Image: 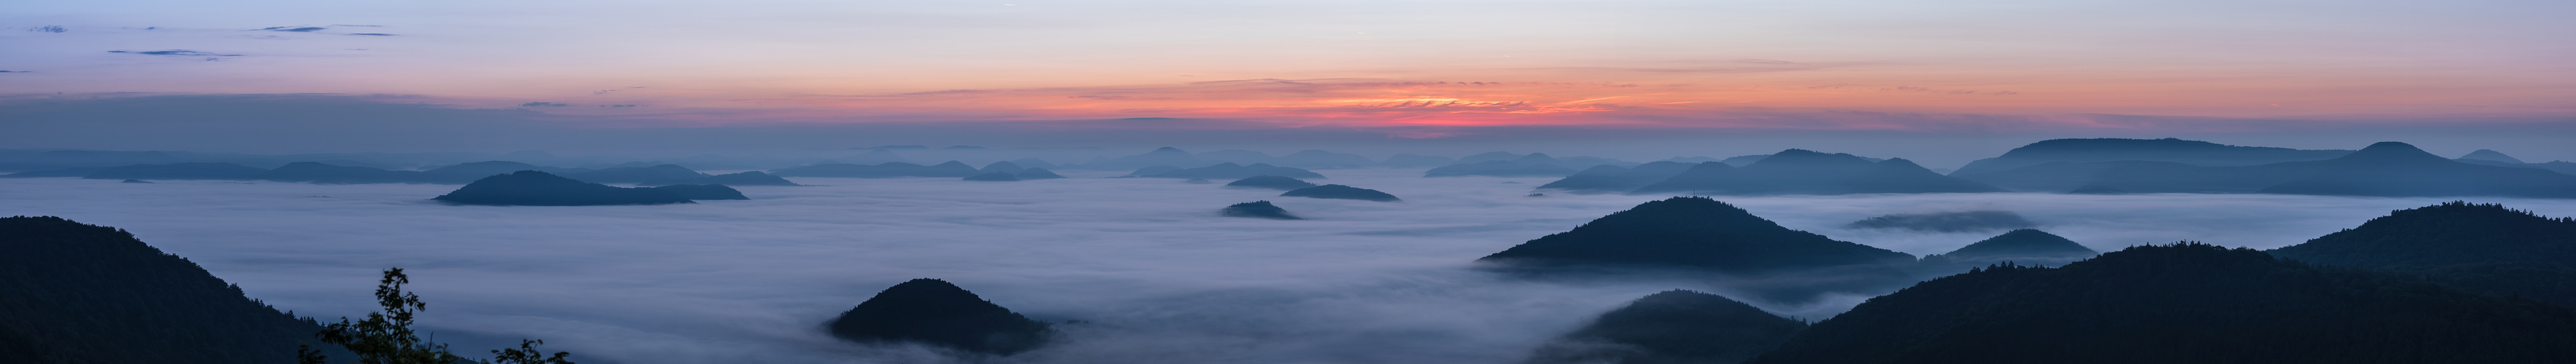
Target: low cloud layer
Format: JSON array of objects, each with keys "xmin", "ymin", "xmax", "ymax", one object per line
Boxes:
[{"xmin": 5, "ymin": 169, "xmax": 2574, "ymax": 363}]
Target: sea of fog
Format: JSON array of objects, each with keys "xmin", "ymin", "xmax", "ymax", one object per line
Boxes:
[{"xmin": 7, "ymin": 168, "xmax": 2572, "ymax": 363}]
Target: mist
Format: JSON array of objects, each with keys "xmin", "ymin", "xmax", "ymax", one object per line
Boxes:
[{"xmin": 5, "ymin": 168, "xmax": 2570, "ymax": 363}]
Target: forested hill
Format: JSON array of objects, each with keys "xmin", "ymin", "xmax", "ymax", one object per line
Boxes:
[
  {"xmin": 0, "ymin": 215, "xmax": 342, "ymax": 363},
  {"xmin": 1747, "ymin": 243, "xmax": 2576, "ymax": 364},
  {"xmin": 1479, "ymin": 197, "xmax": 1913, "ymax": 273},
  {"xmin": 2269, "ymin": 202, "xmax": 2576, "ymax": 304}
]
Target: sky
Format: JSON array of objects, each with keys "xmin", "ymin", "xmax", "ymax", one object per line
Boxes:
[
  {"xmin": 11, "ymin": 169, "xmax": 2568, "ymax": 363},
  {"xmin": 2, "ymin": 0, "xmax": 2572, "ymax": 162}
]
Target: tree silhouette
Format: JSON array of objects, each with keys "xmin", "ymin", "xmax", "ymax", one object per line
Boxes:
[{"xmin": 299, "ymin": 268, "xmax": 575, "ymax": 364}]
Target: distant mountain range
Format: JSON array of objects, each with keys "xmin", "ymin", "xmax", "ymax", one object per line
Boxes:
[
  {"xmin": 1955, "ymin": 141, "xmax": 2576, "ymax": 198},
  {"xmin": 1534, "ymin": 149, "xmax": 2000, "ymax": 196}
]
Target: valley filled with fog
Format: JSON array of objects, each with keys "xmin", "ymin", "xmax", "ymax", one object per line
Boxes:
[{"xmin": 6, "ymin": 168, "xmax": 2567, "ymax": 363}]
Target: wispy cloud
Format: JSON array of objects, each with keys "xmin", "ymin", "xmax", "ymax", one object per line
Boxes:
[
  {"xmin": 256, "ymin": 26, "xmax": 328, "ymax": 32},
  {"xmin": 109, "ymin": 50, "xmax": 242, "ymax": 58}
]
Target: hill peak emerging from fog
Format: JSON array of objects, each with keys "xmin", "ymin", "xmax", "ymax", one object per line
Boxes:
[
  {"xmin": 432, "ymin": 170, "xmax": 694, "ymax": 206},
  {"xmin": 1220, "ymin": 200, "xmax": 1301, "ymax": 220},
  {"xmin": 1280, "ymin": 184, "xmax": 1400, "ymax": 202},
  {"xmin": 1524, "ymin": 290, "xmax": 1806, "ymax": 364},
  {"xmin": 1918, "ymin": 229, "xmax": 2098, "ymax": 273},
  {"xmin": 827, "ymin": 279, "xmax": 1051, "ymax": 355},
  {"xmin": 1478, "ymin": 197, "xmax": 1912, "ymax": 273},
  {"xmin": 2457, "ymin": 149, "xmax": 2525, "ymax": 164}
]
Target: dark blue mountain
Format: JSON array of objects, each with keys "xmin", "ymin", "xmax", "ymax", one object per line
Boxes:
[
  {"xmin": 1, "ymin": 216, "xmax": 347, "ymax": 363},
  {"xmin": 2269, "ymin": 202, "xmax": 2576, "ymax": 304},
  {"xmin": 1524, "ymin": 290, "xmax": 1805, "ymax": 364},
  {"xmin": 1280, "ymin": 184, "xmax": 1400, "ymax": 202},
  {"xmin": 1220, "ymin": 200, "xmax": 1301, "ymax": 220},
  {"xmin": 1536, "ymin": 162, "xmax": 1698, "ymax": 193},
  {"xmin": 650, "ymin": 184, "xmax": 748, "ymax": 200},
  {"xmin": 1953, "ymin": 138, "xmax": 2351, "ymax": 175},
  {"xmin": 1225, "ymin": 175, "xmax": 1318, "ymax": 190},
  {"xmin": 827, "ymin": 279, "xmax": 1052, "ymax": 355},
  {"xmin": 1747, "ymin": 243, "xmax": 2576, "ymax": 364},
  {"xmin": 1479, "ymin": 197, "xmax": 1914, "ymax": 274},
  {"xmin": 1631, "ymin": 150, "xmax": 1998, "ymax": 195},
  {"xmin": 431, "ymin": 170, "xmax": 693, "ymax": 206}
]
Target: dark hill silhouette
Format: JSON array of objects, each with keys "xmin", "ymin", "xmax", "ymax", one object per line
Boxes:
[
  {"xmin": 770, "ymin": 162, "xmax": 982, "ymax": 178},
  {"xmin": 2269, "ymin": 202, "xmax": 2576, "ymax": 304},
  {"xmin": 81, "ymin": 162, "xmax": 268, "ymax": 181},
  {"xmin": 963, "ymin": 173, "xmax": 1022, "ymax": 181},
  {"xmin": 562, "ymin": 165, "xmax": 709, "ymax": 184},
  {"xmin": 1424, "ymin": 161, "xmax": 1579, "ymax": 178},
  {"xmin": 2458, "ymin": 149, "xmax": 2525, "ymax": 164},
  {"xmin": 1014, "ymin": 168, "xmax": 1065, "ymax": 180},
  {"xmin": 1220, "ymin": 200, "xmax": 1301, "ymax": 220},
  {"xmin": 1918, "ymin": 229, "xmax": 2097, "ymax": 273},
  {"xmin": 1953, "ymin": 138, "xmax": 2351, "ymax": 175},
  {"xmin": 1524, "ymin": 290, "xmax": 1806, "ymax": 364},
  {"xmin": 1, "ymin": 216, "xmax": 347, "ymax": 363},
  {"xmin": 120, "ymin": 178, "xmax": 151, "ymax": 183},
  {"xmin": 827, "ymin": 279, "xmax": 1052, "ymax": 355},
  {"xmin": 1537, "ymin": 162, "xmax": 1696, "ymax": 194},
  {"xmin": 1746, "ymin": 243, "xmax": 2576, "ymax": 364},
  {"xmin": 637, "ymin": 171, "xmax": 800, "ymax": 186},
  {"xmin": 1631, "ymin": 150, "xmax": 1999, "ymax": 195},
  {"xmin": 1845, "ymin": 210, "xmax": 2036, "ymax": 232},
  {"xmin": 1225, "ymin": 175, "xmax": 1318, "ymax": 190},
  {"xmin": 1957, "ymin": 142, "xmax": 2576, "ymax": 197},
  {"xmin": 1130, "ymin": 162, "xmax": 1325, "ymax": 179},
  {"xmin": 1280, "ymin": 184, "xmax": 1401, "ymax": 202},
  {"xmin": 650, "ymin": 184, "xmax": 747, "ymax": 200},
  {"xmin": 253, "ymin": 162, "xmax": 429, "ymax": 184},
  {"xmin": 431, "ymin": 170, "xmax": 693, "ymax": 206},
  {"xmin": 2257, "ymin": 142, "xmax": 2576, "ymax": 198},
  {"xmin": 1479, "ymin": 197, "xmax": 1913, "ymax": 274},
  {"xmin": 1955, "ymin": 160, "xmax": 2317, "ymax": 193}
]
